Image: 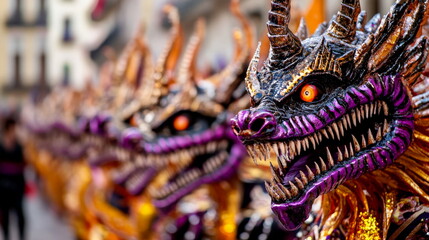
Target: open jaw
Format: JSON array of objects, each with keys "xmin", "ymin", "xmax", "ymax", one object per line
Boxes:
[
  {"xmin": 111, "ymin": 165, "xmax": 158, "ymax": 196},
  {"xmin": 242, "ymin": 76, "xmax": 415, "ymax": 230},
  {"xmin": 148, "ymin": 125, "xmax": 245, "ymax": 212}
]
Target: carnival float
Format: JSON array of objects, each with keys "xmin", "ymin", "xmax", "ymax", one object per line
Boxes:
[{"xmin": 12, "ymin": 0, "xmax": 429, "ymax": 239}]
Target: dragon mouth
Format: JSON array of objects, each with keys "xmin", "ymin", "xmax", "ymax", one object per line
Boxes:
[
  {"xmin": 150, "ymin": 139, "xmax": 230, "ymax": 201},
  {"xmin": 245, "ymin": 100, "xmax": 394, "ymax": 230},
  {"xmin": 147, "ymin": 126, "xmax": 244, "ymax": 212}
]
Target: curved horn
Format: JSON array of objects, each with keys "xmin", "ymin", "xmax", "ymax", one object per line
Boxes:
[
  {"xmin": 152, "ymin": 5, "xmax": 183, "ymax": 103},
  {"xmin": 177, "ymin": 19, "xmax": 205, "ymax": 85},
  {"xmin": 267, "ymin": 0, "xmax": 302, "ymax": 67},
  {"xmin": 326, "ymin": 0, "xmax": 361, "ymax": 42},
  {"xmin": 154, "ymin": 5, "xmax": 183, "ymax": 85},
  {"xmin": 246, "ymin": 42, "xmax": 262, "ymax": 99}
]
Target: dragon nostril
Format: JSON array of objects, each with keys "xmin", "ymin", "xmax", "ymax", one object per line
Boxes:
[
  {"xmin": 232, "ymin": 125, "xmax": 240, "ymax": 135},
  {"xmin": 265, "ymin": 123, "xmax": 274, "ymax": 132},
  {"xmin": 250, "ymin": 118, "xmax": 266, "ymax": 132}
]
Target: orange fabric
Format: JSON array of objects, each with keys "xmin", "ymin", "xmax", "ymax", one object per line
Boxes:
[{"xmin": 305, "ymin": 0, "xmax": 326, "ymax": 34}]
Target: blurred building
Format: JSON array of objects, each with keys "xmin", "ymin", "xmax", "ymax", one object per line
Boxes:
[
  {"xmin": 0, "ymin": 0, "xmax": 397, "ymax": 96},
  {"xmin": 0, "ymin": 0, "xmax": 47, "ymax": 98},
  {"xmin": 47, "ymin": 0, "xmax": 141, "ymax": 89}
]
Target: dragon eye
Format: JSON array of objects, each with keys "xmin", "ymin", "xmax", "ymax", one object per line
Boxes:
[
  {"xmin": 300, "ymin": 84, "xmax": 321, "ymax": 102},
  {"xmin": 129, "ymin": 115, "xmax": 139, "ymax": 127},
  {"xmin": 173, "ymin": 115, "xmax": 190, "ymax": 131}
]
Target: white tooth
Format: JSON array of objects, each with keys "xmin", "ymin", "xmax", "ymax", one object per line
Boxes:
[
  {"xmin": 178, "ymin": 177, "xmax": 185, "ymax": 187},
  {"xmin": 295, "ymin": 177, "xmax": 305, "ymax": 189},
  {"xmin": 344, "ymin": 145, "xmax": 349, "ymax": 159},
  {"xmin": 346, "ymin": 114, "xmax": 352, "ymax": 129},
  {"xmin": 357, "ymin": 107, "xmax": 362, "ymax": 123},
  {"xmin": 172, "ymin": 182, "xmax": 178, "ymax": 190},
  {"xmin": 327, "ymin": 126, "xmax": 336, "ymax": 139},
  {"xmin": 277, "ymin": 157, "xmax": 287, "ymax": 170},
  {"xmin": 331, "ymin": 123, "xmax": 340, "ymax": 140},
  {"xmin": 221, "ymin": 140, "xmax": 228, "ymax": 149},
  {"xmin": 289, "ymin": 181, "xmax": 299, "ymax": 196},
  {"xmin": 272, "ymin": 143, "xmax": 280, "ymax": 157},
  {"xmin": 374, "ymin": 101, "xmax": 380, "ymax": 115},
  {"xmin": 265, "ymin": 182, "xmax": 275, "ymax": 199},
  {"xmin": 186, "ymin": 173, "xmax": 192, "ymax": 183},
  {"xmin": 361, "ymin": 135, "xmax": 367, "ymax": 149},
  {"xmin": 337, "ymin": 147, "xmax": 343, "ymax": 162},
  {"xmin": 203, "ymin": 163, "xmax": 209, "ymax": 173},
  {"xmin": 300, "ymin": 170, "xmax": 308, "ymax": 185},
  {"xmin": 272, "ymin": 183, "xmax": 286, "ymax": 200},
  {"xmin": 352, "ymin": 135, "xmax": 360, "ymax": 152},
  {"xmin": 193, "ymin": 169, "xmax": 199, "ymax": 179},
  {"xmin": 246, "ymin": 146, "xmax": 254, "ymax": 160},
  {"xmin": 210, "ymin": 142, "xmax": 216, "ymax": 152},
  {"xmin": 278, "ymin": 155, "xmax": 288, "ymax": 169},
  {"xmin": 319, "ymin": 157, "xmax": 327, "ymax": 171},
  {"xmin": 270, "ymin": 163, "xmax": 282, "ymax": 183},
  {"xmin": 322, "ymin": 129, "xmax": 329, "ymax": 139},
  {"xmin": 260, "ymin": 144, "xmax": 268, "ymax": 161},
  {"xmin": 342, "ymin": 117, "xmax": 348, "ymax": 131},
  {"xmin": 317, "ymin": 132, "xmax": 323, "ymax": 143},
  {"xmin": 276, "ymin": 143, "xmax": 283, "ymax": 156},
  {"xmin": 376, "ymin": 127, "xmax": 383, "ymax": 141},
  {"xmin": 313, "ymin": 133, "xmax": 319, "ymax": 145},
  {"xmin": 303, "ymin": 138, "xmax": 309, "ymax": 151},
  {"xmin": 314, "ymin": 162, "xmax": 321, "ymax": 174},
  {"xmin": 349, "ymin": 143, "xmax": 355, "ymax": 156},
  {"xmin": 351, "ymin": 111, "xmax": 357, "ymax": 127},
  {"xmin": 265, "ymin": 143, "xmax": 272, "ymax": 160},
  {"xmin": 256, "ymin": 144, "xmax": 264, "ymax": 161},
  {"xmin": 252, "ymin": 145, "xmax": 260, "ymax": 162},
  {"xmin": 368, "ymin": 129, "xmax": 376, "ymax": 145},
  {"xmin": 383, "ymin": 119, "xmax": 389, "ymax": 133},
  {"xmin": 382, "ymin": 102, "xmax": 389, "ymax": 116},
  {"xmin": 279, "ymin": 184, "xmax": 292, "ymax": 199},
  {"xmin": 266, "ymin": 183, "xmax": 278, "ymax": 200},
  {"xmin": 289, "ymin": 141, "xmax": 296, "ymax": 158},
  {"xmin": 338, "ymin": 121, "xmax": 344, "ymax": 137},
  {"xmin": 326, "ymin": 147, "xmax": 335, "ymax": 167},
  {"xmin": 306, "ymin": 165, "xmax": 315, "ymax": 180},
  {"xmin": 279, "ymin": 142, "xmax": 287, "ymax": 157},
  {"xmin": 309, "ymin": 135, "xmax": 316, "ymax": 149},
  {"xmin": 296, "ymin": 140, "xmax": 302, "ymax": 155}
]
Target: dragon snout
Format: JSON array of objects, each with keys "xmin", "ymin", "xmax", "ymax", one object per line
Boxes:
[
  {"xmin": 231, "ymin": 109, "xmax": 277, "ymax": 139},
  {"xmin": 89, "ymin": 114, "xmax": 111, "ymax": 135},
  {"xmin": 120, "ymin": 128, "xmax": 144, "ymax": 150}
]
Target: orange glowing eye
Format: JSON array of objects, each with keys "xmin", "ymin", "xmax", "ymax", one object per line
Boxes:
[
  {"xmin": 130, "ymin": 115, "xmax": 139, "ymax": 127},
  {"xmin": 173, "ymin": 115, "xmax": 190, "ymax": 131},
  {"xmin": 300, "ymin": 84, "xmax": 320, "ymax": 102}
]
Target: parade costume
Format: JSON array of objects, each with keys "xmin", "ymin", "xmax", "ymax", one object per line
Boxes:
[{"xmin": 232, "ymin": 0, "xmax": 429, "ymax": 238}]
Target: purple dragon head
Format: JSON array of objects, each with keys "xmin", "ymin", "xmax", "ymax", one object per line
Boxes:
[
  {"xmin": 231, "ymin": 0, "xmax": 428, "ymax": 230},
  {"xmin": 109, "ymin": 2, "xmax": 252, "ymax": 213}
]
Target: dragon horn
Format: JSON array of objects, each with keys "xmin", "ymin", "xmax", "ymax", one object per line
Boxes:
[
  {"xmin": 152, "ymin": 5, "xmax": 183, "ymax": 102},
  {"xmin": 326, "ymin": 0, "xmax": 361, "ymax": 42},
  {"xmin": 246, "ymin": 42, "xmax": 262, "ymax": 99},
  {"xmin": 178, "ymin": 18, "xmax": 205, "ymax": 85},
  {"xmin": 267, "ymin": 0, "xmax": 302, "ymax": 68},
  {"xmin": 154, "ymin": 5, "xmax": 183, "ymax": 85}
]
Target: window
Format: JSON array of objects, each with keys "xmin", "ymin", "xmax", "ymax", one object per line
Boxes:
[
  {"xmin": 63, "ymin": 64, "xmax": 70, "ymax": 86},
  {"xmin": 6, "ymin": 0, "xmax": 24, "ymax": 26},
  {"xmin": 62, "ymin": 17, "xmax": 73, "ymax": 43}
]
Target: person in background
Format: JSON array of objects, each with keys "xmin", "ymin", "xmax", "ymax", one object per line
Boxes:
[{"xmin": 0, "ymin": 117, "xmax": 26, "ymax": 240}]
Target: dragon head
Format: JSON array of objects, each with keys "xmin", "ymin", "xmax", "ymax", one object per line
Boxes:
[
  {"xmin": 231, "ymin": 0, "xmax": 428, "ymax": 230},
  {"xmin": 113, "ymin": 2, "xmax": 252, "ymax": 212}
]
